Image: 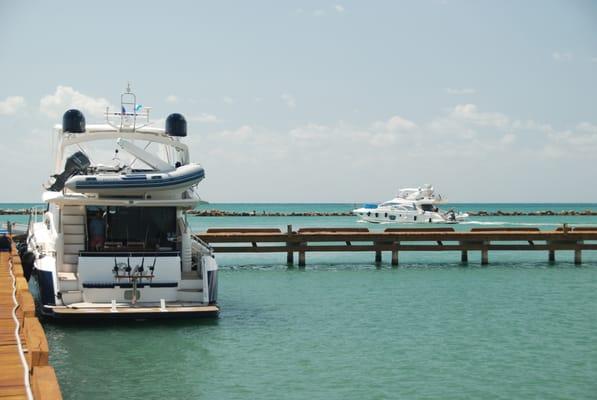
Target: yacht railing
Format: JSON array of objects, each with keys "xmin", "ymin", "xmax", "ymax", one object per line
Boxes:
[{"xmin": 28, "ymin": 205, "xmax": 47, "ymax": 232}]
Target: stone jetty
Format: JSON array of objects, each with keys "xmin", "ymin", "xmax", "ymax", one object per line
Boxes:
[{"xmin": 2, "ymin": 208, "xmax": 597, "ymax": 217}]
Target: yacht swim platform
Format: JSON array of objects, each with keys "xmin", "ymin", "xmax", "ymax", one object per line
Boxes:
[{"xmin": 46, "ymin": 304, "xmax": 219, "ymax": 319}]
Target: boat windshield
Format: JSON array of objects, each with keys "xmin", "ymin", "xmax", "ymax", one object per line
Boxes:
[
  {"xmin": 419, "ymin": 203, "xmax": 438, "ymax": 212},
  {"xmin": 381, "ymin": 201, "xmax": 415, "ymax": 210}
]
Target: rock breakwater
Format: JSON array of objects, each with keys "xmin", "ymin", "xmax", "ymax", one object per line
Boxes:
[{"xmin": 2, "ymin": 208, "xmax": 597, "ymax": 217}]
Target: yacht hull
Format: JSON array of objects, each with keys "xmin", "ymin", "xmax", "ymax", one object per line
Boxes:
[
  {"xmin": 27, "ymin": 240, "xmax": 220, "ymax": 320},
  {"xmin": 353, "ymin": 208, "xmax": 466, "ymax": 224}
]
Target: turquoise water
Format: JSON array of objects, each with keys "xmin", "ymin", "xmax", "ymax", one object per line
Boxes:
[{"xmin": 5, "ymin": 203, "xmax": 597, "ymax": 399}]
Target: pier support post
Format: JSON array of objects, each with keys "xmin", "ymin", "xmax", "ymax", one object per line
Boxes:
[
  {"xmin": 548, "ymin": 250, "xmax": 555, "ymax": 263},
  {"xmin": 481, "ymin": 242, "xmax": 489, "ymax": 266},
  {"xmin": 375, "ymin": 250, "xmax": 382, "ymax": 265},
  {"xmin": 298, "ymin": 246, "xmax": 306, "ymax": 269},
  {"xmin": 574, "ymin": 242, "xmax": 582, "ymax": 265},
  {"xmin": 459, "ymin": 241, "xmax": 468, "ymax": 263},
  {"xmin": 391, "ymin": 248, "xmax": 399, "ymax": 267},
  {"xmin": 286, "ymin": 225, "xmax": 294, "ymax": 266},
  {"xmin": 461, "ymin": 251, "xmax": 468, "ymax": 263}
]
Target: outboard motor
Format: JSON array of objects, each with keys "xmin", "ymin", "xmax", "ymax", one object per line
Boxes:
[
  {"xmin": 62, "ymin": 109, "xmax": 86, "ymax": 133},
  {"xmin": 48, "ymin": 151, "xmax": 91, "ymax": 192},
  {"xmin": 165, "ymin": 113, "xmax": 187, "ymax": 137}
]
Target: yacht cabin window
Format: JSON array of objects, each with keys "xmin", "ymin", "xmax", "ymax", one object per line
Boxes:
[{"xmin": 86, "ymin": 206, "xmax": 177, "ymax": 252}]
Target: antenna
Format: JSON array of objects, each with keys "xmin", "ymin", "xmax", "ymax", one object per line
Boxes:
[{"xmin": 104, "ymin": 84, "xmax": 151, "ymax": 130}]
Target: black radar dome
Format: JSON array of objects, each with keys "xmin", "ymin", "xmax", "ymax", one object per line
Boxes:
[
  {"xmin": 165, "ymin": 113, "xmax": 187, "ymax": 137},
  {"xmin": 62, "ymin": 109, "xmax": 86, "ymax": 133}
]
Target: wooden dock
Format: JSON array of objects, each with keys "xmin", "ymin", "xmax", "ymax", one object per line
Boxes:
[
  {"xmin": 0, "ymin": 243, "xmax": 62, "ymax": 400},
  {"xmin": 195, "ymin": 225, "xmax": 597, "ymax": 267}
]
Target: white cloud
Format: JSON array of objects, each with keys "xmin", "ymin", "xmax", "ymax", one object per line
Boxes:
[
  {"xmin": 500, "ymin": 133, "xmax": 516, "ymax": 145},
  {"xmin": 281, "ymin": 93, "xmax": 296, "ymax": 108},
  {"xmin": 335, "ymin": 5, "xmax": 345, "ymax": 13},
  {"xmin": 165, "ymin": 95, "xmax": 178, "ymax": 103},
  {"xmin": 313, "ymin": 9, "xmax": 325, "ymax": 17},
  {"xmin": 289, "ymin": 123, "xmax": 331, "ymax": 143},
  {"xmin": 40, "ymin": 86, "xmax": 112, "ymax": 119},
  {"xmin": 189, "ymin": 113, "xmax": 219, "ymax": 123},
  {"xmin": 552, "ymin": 51, "xmax": 572, "ymax": 61},
  {"xmin": 385, "ymin": 116, "xmax": 417, "ymax": 131},
  {"xmin": 370, "ymin": 116, "xmax": 417, "ymax": 143},
  {"xmin": 0, "ymin": 96, "xmax": 25, "ymax": 115},
  {"xmin": 546, "ymin": 122, "xmax": 597, "ymax": 154},
  {"xmin": 222, "ymin": 96, "xmax": 234, "ymax": 105},
  {"xmin": 219, "ymin": 125, "xmax": 253, "ymax": 140},
  {"xmin": 449, "ymin": 104, "xmax": 509, "ymax": 127},
  {"xmin": 576, "ymin": 122, "xmax": 597, "ymax": 133},
  {"xmin": 511, "ymin": 119, "xmax": 553, "ymax": 133},
  {"xmin": 445, "ymin": 88, "xmax": 476, "ymax": 95}
]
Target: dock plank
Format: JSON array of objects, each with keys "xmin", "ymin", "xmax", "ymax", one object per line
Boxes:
[{"xmin": 0, "ymin": 242, "xmax": 62, "ymax": 399}]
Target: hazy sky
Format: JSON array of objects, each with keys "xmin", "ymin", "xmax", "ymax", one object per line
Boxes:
[{"xmin": 1, "ymin": 0, "xmax": 596, "ymax": 202}]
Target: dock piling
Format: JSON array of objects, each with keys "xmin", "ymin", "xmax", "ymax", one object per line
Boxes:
[
  {"xmin": 548, "ymin": 249, "xmax": 555, "ymax": 263},
  {"xmin": 298, "ymin": 243, "xmax": 306, "ymax": 268},
  {"xmin": 461, "ymin": 251, "xmax": 468, "ymax": 263},
  {"xmin": 391, "ymin": 248, "xmax": 399, "ymax": 267},
  {"xmin": 286, "ymin": 225, "xmax": 294, "ymax": 266},
  {"xmin": 375, "ymin": 250, "xmax": 382, "ymax": 264},
  {"xmin": 575, "ymin": 242, "xmax": 582, "ymax": 265},
  {"xmin": 481, "ymin": 242, "xmax": 489, "ymax": 265}
]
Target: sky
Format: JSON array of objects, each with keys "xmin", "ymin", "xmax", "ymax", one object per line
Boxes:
[{"xmin": 0, "ymin": 0, "xmax": 596, "ymax": 203}]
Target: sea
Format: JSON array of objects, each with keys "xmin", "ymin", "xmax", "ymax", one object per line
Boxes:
[{"xmin": 2, "ymin": 203, "xmax": 596, "ymax": 399}]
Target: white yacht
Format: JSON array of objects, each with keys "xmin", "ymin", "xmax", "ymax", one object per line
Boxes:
[
  {"xmin": 353, "ymin": 185, "xmax": 468, "ymax": 224},
  {"xmin": 24, "ymin": 86, "xmax": 219, "ymax": 319}
]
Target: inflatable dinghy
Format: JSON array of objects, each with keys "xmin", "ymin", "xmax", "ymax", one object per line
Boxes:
[{"xmin": 65, "ymin": 163, "xmax": 205, "ymax": 196}]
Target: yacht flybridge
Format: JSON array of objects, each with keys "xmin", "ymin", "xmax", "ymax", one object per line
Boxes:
[
  {"xmin": 25, "ymin": 86, "xmax": 218, "ymax": 319},
  {"xmin": 353, "ymin": 185, "xmax": 468, "ymax": 224}
]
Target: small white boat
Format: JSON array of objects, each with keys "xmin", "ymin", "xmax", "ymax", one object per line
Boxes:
[{"xmin": 353, "ymin": 184, "xmax": 468, "ymax": 224}]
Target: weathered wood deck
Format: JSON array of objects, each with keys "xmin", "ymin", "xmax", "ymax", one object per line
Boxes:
[
  {"xmin": 0, "ymin": 244, "xmax": 62, "ymax": 400},
  {"xmin": 195, "ymin": 225, "xmax": 597, "ymax": 267}
]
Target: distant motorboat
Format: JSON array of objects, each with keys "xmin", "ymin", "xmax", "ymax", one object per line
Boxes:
[{"xmin": 353, "ymin": 184, "xmax": 468, "ymax": 224}]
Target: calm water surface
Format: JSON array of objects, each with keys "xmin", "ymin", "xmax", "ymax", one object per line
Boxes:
[
  {"xmin": 45, "ymin": 264, "xmax": 597, "ymax": 400},
  {"xmin": 4, "ymin": 203, "xmax": 596, "ymax": 399}
]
